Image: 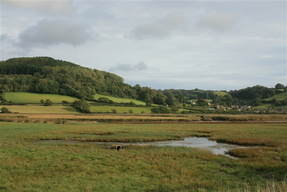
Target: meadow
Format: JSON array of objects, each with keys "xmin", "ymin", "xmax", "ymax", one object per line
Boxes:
[
  {"xmin": 262, "ymin": 92, "xmax": 287, "ymax": 102},
  {"xmin": 5, "ymin": 92, "xmax": 78, "ymax": 104},
  {"xmin": 0, "ymin": 121, "xmax": 286, "ymax": 191},
  {"xmin": 94, "ymin": 94, "xmax": 146, "ymax": 105},
  {"xmin": 0, "ymin": 105, "xmax": 79, "ymax": 114},
  {"xmin": 90, "ymin": 105, "xmax": 152, "ymax": 114}
]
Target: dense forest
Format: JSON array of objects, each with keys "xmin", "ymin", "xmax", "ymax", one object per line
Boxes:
[{"xmin": 0, "ymin": 57, "xmax": 286, "ymax": 107}]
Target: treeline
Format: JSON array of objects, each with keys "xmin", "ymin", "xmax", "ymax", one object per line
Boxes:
[{"xmin": 213, "ymin": 84, "xmax": 287, "ymax": 107}]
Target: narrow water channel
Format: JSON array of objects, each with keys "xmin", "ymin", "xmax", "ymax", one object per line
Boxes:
[{"xmin": 34, "ymin": 137, "xmax": 253, "ymax": 158}]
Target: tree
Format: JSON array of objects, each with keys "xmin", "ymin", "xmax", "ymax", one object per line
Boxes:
[
  {"xmin": 72, "ymin": 99, "xmax": 91, "ymax": 113},
  {"xmin": 275, "ymin": 83, "xmax": 284, "ymax": 89},
  {"xmin": 1, "ymin": 107, "xmax": 11, "ymax": 113},
  {"xmin": 40, "ymin": 99, "xmax": 44, "ymax": 104},
  {"xmin": 44, "ymin": 99, "xmax": 53, "ymax": 106}
]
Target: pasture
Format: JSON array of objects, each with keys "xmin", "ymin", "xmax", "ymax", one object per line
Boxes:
[
  {"xmin": 94, "ymin": 94, "xmax": 146, "ymax": 105},
  {"xmin": 0, "ymin": 105, "xmax": 79, "ymax": 114},
  {"xmin": 90, "ymin": 105, "xmax": 152, "ymax": 114},
  {"xmin": 0, "ymin": 120, "xmax": 286, "ymax": 191},
  {"xmin": 4, "ymin": 92, "xmax": 77, "ymax": 104},
  {"xmin": 263, "ymin": 92, "xmax": 287, "ymax": 102}
]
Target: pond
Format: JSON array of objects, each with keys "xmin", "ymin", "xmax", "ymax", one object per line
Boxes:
[{"xmin": 34, "ymin": 137, "xmax": 255, "ymax": 158}]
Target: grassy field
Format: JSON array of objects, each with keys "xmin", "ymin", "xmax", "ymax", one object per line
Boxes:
[
  {"xmin": 263, "ymin": 92, "xmax": 287, "ymax": 102},
  {"xmin": 0, "ymin": 105, "xmax": 79, "ymax": 114},
  {"xmin": 0, "ymin": 121, "xmax": 286, "ymax": 191},
  {"xmin": 94, "ymin": 94, "xmax": 146, "ymax": 105},
  {"xmin": 90, "ymin": 105, "xmax": 152, "ymax": 114},
  {"xmin": 5, "ymin": 92, "xmax": 78, "ymax": 104},
  {"xmin": 214, "ymin": 91, "xmax": 228, "ymax": 96}
]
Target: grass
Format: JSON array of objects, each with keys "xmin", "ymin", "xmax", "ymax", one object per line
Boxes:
[
  {"xmin": 5, "ymin": 92, "xmax": 78, "ymax": 104},
  {"xmin": 263, "ymin": 92, "xmax": 287, "ymax": 102},
  {"xmin": 0, "ymin": 105, "xmax": 79, "ymax": 114},
  {"xmin": 90, "ymin": 105, "xmax": 152, "ymax": 114},
  {"xmin": 214, "ymin": 91, "xmax": 228, "ymax": 96},
  {"xmin": 0, "ymin": 121, "xmax": 286, "ymax": 191},
  {"xmin": 94, "ymin": 94, "xmax": 146, "ymax": 105}
]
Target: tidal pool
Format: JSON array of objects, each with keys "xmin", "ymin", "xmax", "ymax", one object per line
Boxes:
[{"xmin": 35, "ymin": 137, "xmax": 254, "ymax": 158}]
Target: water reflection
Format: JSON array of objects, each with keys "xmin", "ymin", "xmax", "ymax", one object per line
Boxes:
[
  {"xmin": 130, "ymin": 137, "xmax": 252, "ymax": 158},
  {"xmin": 35, "ymin": 137, "xmax": 254, "ymax": 158}
]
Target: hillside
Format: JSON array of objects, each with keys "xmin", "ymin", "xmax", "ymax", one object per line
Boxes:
[{"xmin": 0, "ymin": 57, "xmax": 137, "ymax": 100}]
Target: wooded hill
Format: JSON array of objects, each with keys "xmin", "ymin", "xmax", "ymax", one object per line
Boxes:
[{"xmin": 0, "ymin": 57, "xmax": 286, "ymax": 108}]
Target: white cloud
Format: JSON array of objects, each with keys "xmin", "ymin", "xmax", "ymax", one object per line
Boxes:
[
  {"xmin": 18, "ymin": 19, "xmax": 92, "ymax": 48},
  {"xmin": 1, "ymin": 0, "xmax": 74, "ymax": 14},
  {"xmin": 195, "ymin": 11, "xmax": 238, "ymax": 32},
  {"xmin": 126, "ymin": 12, "xmax": 186, "ymax": 40},
  {"xmin": 109, "ymin": 62, "xmax": 151, "ymax": 72},
  {"xmin": 1, "ymin": 1, "xmax": 285, "ymax": 90}
]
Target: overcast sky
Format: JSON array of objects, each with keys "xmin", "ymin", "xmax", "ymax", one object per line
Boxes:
[{"xmin": 1, "ymin": 0, "xmax": 286, "ymax": 91}]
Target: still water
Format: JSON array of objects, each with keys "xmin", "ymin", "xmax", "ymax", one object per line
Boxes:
[{"xmin": 35, "ymin": 137, "xmax": 253, "ymax": 158}]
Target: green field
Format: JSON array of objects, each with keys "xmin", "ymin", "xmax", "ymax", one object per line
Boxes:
[
  {"xmin": 263, "ymin": 92, "xmax": 287, "ymax": 102},
  {"xmin": 5, "ymin": 92, "xmax": 78, "ymax": 104},
  {"xmin": 90, "ymin": 105, "xmax": 152, "ymax": 114},
  {"xmin": 94, "ymin": 94, "xmax": 146, "ymax": 105},
  {"xmin": 0, "ymin": 122, "xmax": 286, "ymax": 191},
  {"xmin": 214, "ymin": 91, "xmax": 228, "ymax": 96},
  {"xmin": 0, "ymin": 105, "xmax": 152, "ymax": 114},
  {"xmin": 0, "ymin": 105, "xmax": 79, "ymax": 114}
]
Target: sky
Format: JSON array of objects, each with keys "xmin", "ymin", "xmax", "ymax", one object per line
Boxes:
[{"xmin": 1, "ymin": 0, "xmax": 286, "ymax": 91}]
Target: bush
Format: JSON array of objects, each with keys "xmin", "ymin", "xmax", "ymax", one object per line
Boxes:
[
  {"xmin": 44, "ymin": 99, "xmax": 53, "ymax": 106},
  {"xmin": 98, "ymin": 97, "xmax": 110, "ymax": 103},
  {"xmin": 62, "ymin": 100, "xmax": 70, "ymax": 105},
  {"xmin": 112, "ymin": 109, "xmax": 117, "ymax": 113},
  {"xmin": 129, "ymin": 109, "xmax": 133, "ymax": 114},
  {"xmin": 151, "ymin": 106, "xmax": 170, "ymax": 113},
  {"xmin": 72, "ymin": 99, "xmax": 91, "ymax": 113},
  {"xmin": 1, "ymin": 107, "xmax": 11, "ymax": 113}
]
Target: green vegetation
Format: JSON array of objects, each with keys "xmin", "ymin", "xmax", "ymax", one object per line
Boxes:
[
  {"xmin": 0, "ymin": 57, "xmax": 286, "ymax": 114},
  {"xmin": 1, "ymin": 107, "xmax": 11, "ymax": 113},
  {"xmin": 263, "ymin": 92, "xmax": 287, "ymax": 102},
  {"xmin": 0, "ymin": 121, "xmax": 286, "ymax": 191},
  {"xmin": 94, "ymin": 94, "xmax": 146, "ymax": 105},
  {"xmin": 90, "ymin": 106, "xmax": 152, "ymax": 114},
  {"xmin": 4, "ymin": 92, "xmax": 77, "ymax": 104},
  {"xmin": 0, "ymin": 105, "xmax": 79, "ymax": 114}
]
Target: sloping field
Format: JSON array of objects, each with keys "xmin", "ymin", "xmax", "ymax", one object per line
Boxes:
[
  {"xmin": 214, "ymin": 91, "xmax": 228, "ymax": 96},
  {"xmin": 94, "ymin": 94, "xmax": 146, "ymax": 105},
  {"xmin": 263, "ymin": 92, "xmax": 287, "ymax": 101},
  {"xmin": 5, "ymin": 92, "xmax": 77, "ymax": 104}
]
